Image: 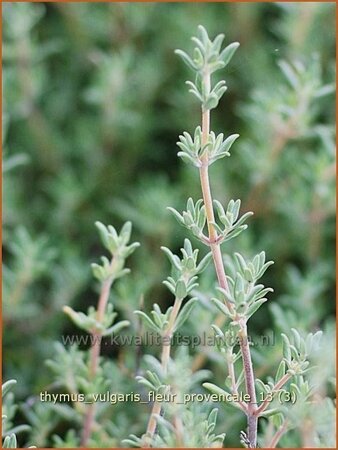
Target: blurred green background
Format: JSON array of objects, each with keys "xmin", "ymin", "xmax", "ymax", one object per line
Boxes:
[{"xmin": 2, "ymin": 2, "xmax": 336, "ymax": 448}]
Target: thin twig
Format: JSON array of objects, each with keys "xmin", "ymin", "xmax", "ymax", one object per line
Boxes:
[
  {"xmin": 256, "ymin": 373, "xmax": 292, "ymax": 416},
  {"xmin": 268, "ymin": 419, "xmax": 289, "ymax": 448},
  {"xmin": 227, "ymin": 353, "xmax": 248, "ymax": 413},
  {"xmin": 81, "ymin": 269, "xmax": 115, "ymax": 446},
  {"xmin": 191, "ymin": 313, "xmax": 226, "ymax": 372},
  {"xmin": 199, "ymin": 69, "xmax": 258, "ymax": 448},
  {"xmin": 142, "ymin": 297, "xmax": 182, "ymax": 447},
  {"xmin": 238, "ymin": 322, "xmax": 257, "ymax": 447}
]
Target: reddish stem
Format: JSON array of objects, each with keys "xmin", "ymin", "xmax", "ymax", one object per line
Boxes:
[
  {"xmin": 199, "ymin": 69, "xmax": 258, "ymax": 448},
  {"xmin": 268, "ymin": 419, "xmax": 289, "ymax": 448},
  {"xmin": 256, "ymin": 373, "xmax": 292, "ymax": 416},
  {"xmin": 81, "ymin": 274, "xmax": 114, "ymax": 446},
  {"xmin": 142, "ymin": 297, "xmax": 182, "ymax": 447}
]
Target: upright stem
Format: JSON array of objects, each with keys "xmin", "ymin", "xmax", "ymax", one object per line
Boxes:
[
  {"xmin": 238, "ymin": 322, "xmax": 257, "ymax": 447},
  {"xmin": 199, "ymin": 69, "xmax": 230, "ymax": 300},
  {"xmin": 199, "ymin": 70, "xmax": 258, "ymax": 448},
  {"xmin": 227, "ymin": 351, "xmax": 247, "ymax": 413},
  {"xmin": 192, "ymin": 313, "xmax": 226, "ymax": 371},
  {"xmin": 200, "ymin": 164, "xmax": 230, "ymax": 296},
  {"xmin": 161, "ymin": 298, "xmax": 181, "ymax": 372},
  {"xmin": 142, "ymin": 297, "xmax": 182, "ymax": 448},
  {"xmin": 268, "ymin": 419, "xmax": 289, "ymax": 448},
  {"xmin": 256, "ymin": 373, "xmax": 291, "ymax": 416},
  {"xmin": 81, "ymin": 274, "xmax": 114, "ymax": 446}
]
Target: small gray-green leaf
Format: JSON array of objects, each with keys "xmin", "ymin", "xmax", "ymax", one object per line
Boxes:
[
  {"xmin": 174, "ymin": 298, "xmax": 197, "ymax": 331},
  {"xmin": 175, "ymin": 279, "xmax": 187, "ymax": 299},
  {"xmin": 275, "ymin": 360, "xmax": 286, "ymax": 384},
  {"xmin": 102, "ymin": 320, "xmax": 130, "ymax": 337},
  {"xmin": 203, "ymin": 382, "xmax": 229, "ymax": 399},
  {"xmin": 2, "ymin": 380, "xmax": 17, "ymax": 398},
  {"xmin": 175, "ymin": 49, "xmax": 197, "ymax": 71},
  {"xmin": 220, "ymin": 42, "xmax": 240, "ymax": 66},
  {"xmin": 211, "ymin": 298, "xmax": 232, "ymax": 317},
  {"xmin": 246, "ymin": 299, "xmax": 267, "ymax": 320},
  {"xmin": 134, "ymin": 311, "xmax": 160, "ymax": 333}
]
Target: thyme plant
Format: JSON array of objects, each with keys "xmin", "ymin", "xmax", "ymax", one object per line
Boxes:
[
  {"xmin": 35, "ymin": 23, "xmax": 327, "ymax": 450},
  {"xmin": 2, "ymin": 380, "xmax": 34, "ymax": 448},
  {"xmin": 134, "ymin": 25, "xmax": 322, "ymax": 448},
  {"xmin": 62, "ymin": 222, "xmax": 139, "ymax": 446},
  {"xmin": 127, "ymin": 240, "xmax": 215, "ymax": 447},
  {"xmin": 3, "ymin": 4, "xmax": 335, "ymax": 447}
]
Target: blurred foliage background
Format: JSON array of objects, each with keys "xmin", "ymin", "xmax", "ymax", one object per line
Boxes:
[{"xmin": 2, "ymin": 2, "xmax": 336, "ymax": 448}]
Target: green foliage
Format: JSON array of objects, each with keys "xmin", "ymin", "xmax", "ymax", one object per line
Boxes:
[
  {"xmin": 2, "ymin": 380, "xmax": 34, "ymax": 448},
  {"xmin": 92, "ymin": 221, "xmax": 140, "ymax": 281},
  {"xmin": 152, "ymin": 406, "xmax": 226, "ymax": 448},
  {"xmin": 281, "ymin": 329, "xmax": 322, "ymax": 376},
  {"xmin": 3, "ymin": 227, "xmax": 57, "ymax": 320},
  {"xmin": 3, "ymin": 2, "xmax": 335, "ymax": 448},
  {"xmin": 177, "ymin": 126, "xmax": 239, "ymax": 167},
  {"xmin": 63, "ymin": 303, "xmax": 130, "ymax": 337},
  {"xmin": 176, "ymin": 25, "xmax": 239, "ymax": 111},
  {"xmin": 161, "ymin": 238, "xmax": 212, "ymax": 297},
  {"xmin": 211, "ymin": 251, "xmax": 274, "ymax": 321},
  {"xmin": 170, "ymin": 22, "xmax": 334, "ymax": 449}
]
